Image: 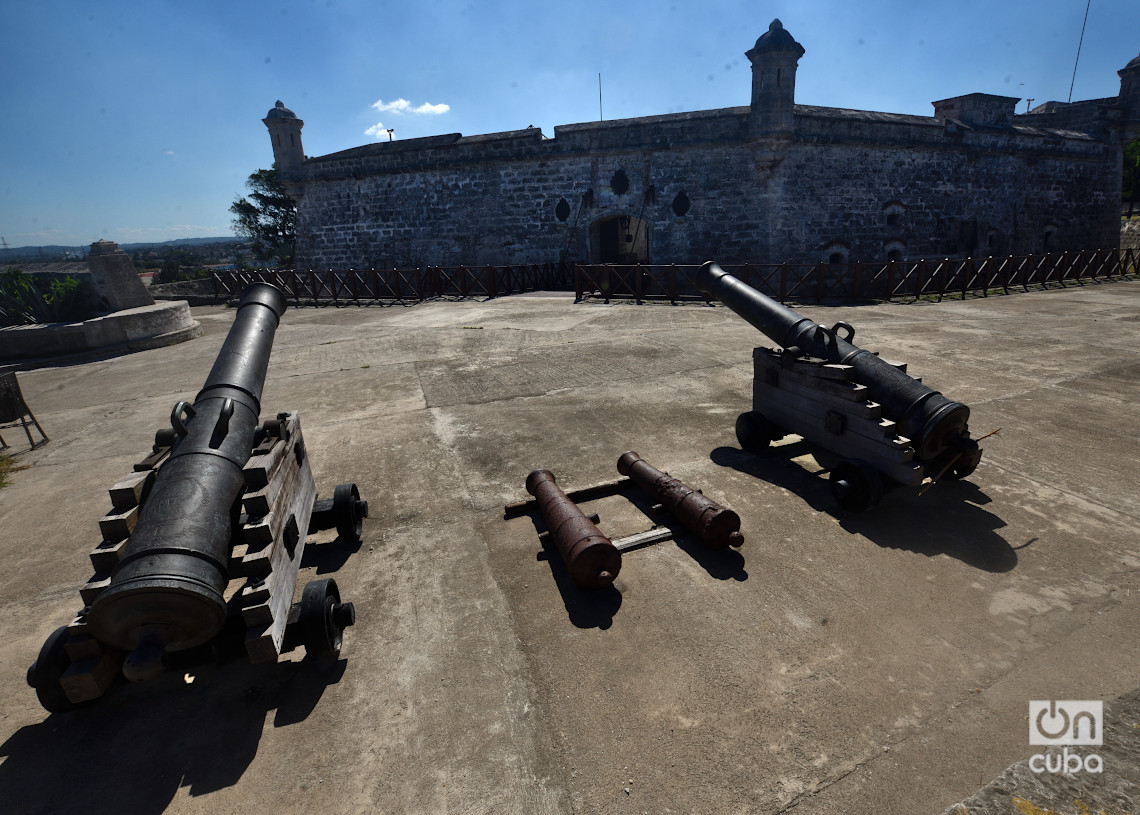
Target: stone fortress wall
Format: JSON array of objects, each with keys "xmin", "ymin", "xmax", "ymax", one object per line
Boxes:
[{"xmin": 266, "ymin": 21, "xmax": 1140, "ymax": 271}]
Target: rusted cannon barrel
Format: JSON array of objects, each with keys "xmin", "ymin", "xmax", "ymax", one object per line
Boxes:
[
  {"xmin": 617, "ymin": 452, "xmax": 744, "ymax": 550},
  {"xmin": 526, "ymin": 469, "xmax": 621, "ymax": 590},
  {"xmin": 696, "ymin": 261, "xmax": 975, "ymax": 463}
]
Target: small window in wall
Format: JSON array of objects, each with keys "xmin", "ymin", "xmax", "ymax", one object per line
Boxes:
[
  {"xmin": 882, "ymin": 201, "xmax": 906, "ymax": 228},
  {"xmin": 958, "ymin": 218, "xmax": 979, "ymax": 256},
  {"xmin": 610, "ymin": 169, "xmax": 630, "ymax": 195},
  {"xmin": 555, "ymin": 197, "xmax": 571, "ymax": 222},
  {"xmin": 986, "ymin": 229, "xmax": 998, "ymax": 254},
  {"xmin": 823, "ymin": 241, "xmax": 849, "ymax": 265},
  {"xmin": 672, "ymin": 191, "xmax": 691, "ymax": 217},
  {"xmin": 883, "ymin": 239, "xmax": 906, "ymax": 263},
  {"xmin": 1042, "ymin": 223, "xmax": 1059, "ymax": 253}
]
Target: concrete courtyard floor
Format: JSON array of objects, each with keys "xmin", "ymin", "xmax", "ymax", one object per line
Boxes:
[{"xmin": 1, "ymin": 280, "xmax": 1138, "ymax": 815}]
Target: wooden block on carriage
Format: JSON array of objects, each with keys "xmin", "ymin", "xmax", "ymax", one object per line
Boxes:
[
  {"xmin": 98, "ymin": 505, "xmax": 138, "ymax": 541},
  {"xmin": 79, "ymin": 571, "xmax": 113, "ymax": 606},
  {"xmin": 243, "ymin": 412, "xmax": 298, "ymax": 492},
  {"xmin": 90, "ymin": 537, "xmax": 128, "ymax": 572},
  {"xmin": 60, "ymin": 651, "xmax": 120, "ymax": 704},
  {"xmin": 235, "ymin": 411, "xmax": 317, "ymax": 663},
  {"xmin": 108, "ymin": 470, "xmax": 156, "ymax": 511}
]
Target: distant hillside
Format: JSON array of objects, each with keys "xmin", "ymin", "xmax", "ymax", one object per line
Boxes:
[{"xmin": 2, "ymin": 236, "xmax": 240, "ymax": 262}]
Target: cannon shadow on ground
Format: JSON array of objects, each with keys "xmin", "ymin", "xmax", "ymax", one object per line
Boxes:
[
  {"xmin": 710, "ymin": 444, "xmax": 1017, "ymax": 573},
  {"xmin": 527, "ymin": 511, "xmax": 623, "ymax": 631},
  {"xmin": 302, "ymin": 532, "xmax": 364, "ymax": 575},
  {"xmin": 0, "ymin": 658, "xmax": 344, "ymax": 815}
]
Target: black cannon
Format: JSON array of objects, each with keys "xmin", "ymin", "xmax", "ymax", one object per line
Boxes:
[
  {"xmin": 697, "ymin": 261, "xmax": 982, "ymax": 511},
  {"xmin": 28, "ymin": 283, "xmax": 369, "ymax": 712}
]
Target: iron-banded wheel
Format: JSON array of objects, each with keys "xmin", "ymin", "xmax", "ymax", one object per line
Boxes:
[
  {"xmin": 332, "ymin": 483, "xmax": 367, "ymax": 541},
  {"xmin": 736, "ymin": 411, "xmax": 780, "ymax": 453},
  {"xmin": 829, "ymin": 459, "xmax": 884, "ymax": 513},
  {"xmin": 943, "ymin": 439, "xmax": 981, "ymax": 480},
  {"xmin": 298, "ymin": 578, "xmax": 356, "ymax": 660},
  {"xmin": 26, "ymin": 626, "xmax": 84, "ymax": 714}
]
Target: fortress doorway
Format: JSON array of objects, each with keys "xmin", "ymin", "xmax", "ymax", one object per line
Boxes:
[{"xmin": 590, "ymin": 215, "xmax": 650, "ymax": 263}]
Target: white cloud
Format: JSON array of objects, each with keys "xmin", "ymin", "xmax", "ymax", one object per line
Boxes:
[
  {"xmin": 365, "ymin": 122, "xmax": 392, "ymax": 139},
  {"xmin": 164, "ymin": 150, "xmax": 175, "ymax": 156},
  {"xmin": 370, "ymin": 98, "xmax": 449, "ymax": 115},
  {"xmin": 372, "ymin": 98, "xmax": 411, "ymax": 113}
]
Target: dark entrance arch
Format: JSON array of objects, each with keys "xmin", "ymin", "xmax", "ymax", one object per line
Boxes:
[{"xmin": 589, "ymin": 215, "xmax": 650, "ymax": 263}]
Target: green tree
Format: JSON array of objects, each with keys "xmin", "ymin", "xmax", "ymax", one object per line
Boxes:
[
  {"xmin": 230, "ymin": 169, "xmax": 296, "ymax": 267},
  {"xmin": 1124, "ymin": 135, "xmax": 1140, "ymax": 216}
]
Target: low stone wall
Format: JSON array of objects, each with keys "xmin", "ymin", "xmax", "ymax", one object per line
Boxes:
[
  {"xmin": 148, "ymin": 277, "xmax": 222, "ymax": 306},
  {"xmin": 0, "ymin": 300, "xmax": 202, "ymax": 362}
]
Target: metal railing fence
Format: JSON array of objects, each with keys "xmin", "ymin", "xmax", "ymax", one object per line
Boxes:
[
  {"xmin": 212, "ymin": 250, "xmax": 1138, "ymax": 306},
  {"xmin": 213, "ymin": 262, "xmax": 573, "ymax": 304},
  {"xmin": 574, "ymin": 249, "xmax": 1140, "ymax": 304}
]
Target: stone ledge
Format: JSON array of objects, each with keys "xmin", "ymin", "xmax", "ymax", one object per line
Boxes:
[
  {"xmin": 940, "ymin": 687, "xmax": 1140, "ymax": 815},
  {"xmin": 0, "ymin": 300, "xmax": 202, "ymax": 363}
]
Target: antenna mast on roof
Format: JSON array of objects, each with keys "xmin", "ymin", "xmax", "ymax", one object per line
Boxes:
[{"xmin": 1068, "ymin": 0, "xmax": 1093, "ymax": 103}]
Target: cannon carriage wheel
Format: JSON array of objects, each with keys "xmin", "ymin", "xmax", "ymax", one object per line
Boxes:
[
  {"xmin": 308, "ymin": 482, "xmax": 369, "ymax": 542},
  {"xmin": 332, "ymin": 483, "xmax": 367, "ymax": 541},
  {"xmin": 829, "ymin": 459, "xmax": 884, "ymax": 513},
  {"xmin": 940, "ymin": 438, "xmax": 982, "ymax": 481},
  {"xmin": 735, "ymin": 411, "xmax": 783, "ymax": 453},
  {"xmin": 298, "ymin": 578, "xmax": 356, "ymax": 660},
  {"xmin": 26, "ymin": 626, "xmax": 86, "ymax": 714}
]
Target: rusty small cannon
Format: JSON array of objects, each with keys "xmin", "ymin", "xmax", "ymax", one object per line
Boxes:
[
  {"xmin": 617, "ymin": 452, "xmax": 743, "ymax": 550},
  {"xmin": 697, "ymin": 261, "xmax": 982, "ymax": 511},
  {"xmin": 526, "ymin": 469, "xmax": 621, "ymax": 590},
  {"xmin": 27, "ymin": 283, "xmax": 369, "ymax": 713}
]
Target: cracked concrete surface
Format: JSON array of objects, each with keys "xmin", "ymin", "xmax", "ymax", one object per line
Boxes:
[{"xmin": 1, "ymin": 280, "xmax": 1137, "ymax": 814}]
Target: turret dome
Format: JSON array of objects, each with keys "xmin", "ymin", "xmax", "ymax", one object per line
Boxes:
[
  {"xmin": 748, "ymin": 19, "xmax": 805, "ymax": 58},
  {"xmin": 265, "ymin": 100, "xmax": 298, "ymax": 120}
]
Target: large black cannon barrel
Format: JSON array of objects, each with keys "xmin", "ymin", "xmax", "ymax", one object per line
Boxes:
[
  {"xmin": 88, "ymin": 283, "xmax": 287, "ymax": 669},
  {"xmin": 696, "ymin": 261, "xmax": 971, "ymax": 461}
]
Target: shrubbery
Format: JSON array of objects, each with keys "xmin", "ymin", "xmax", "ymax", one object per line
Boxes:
[
  {"xmin": 153, "ymin": 262, "xmax": 213, "ymax": 286},
  {"xmin": 0, "ymin": 268, "xmax": 94, "ymax": 326}
]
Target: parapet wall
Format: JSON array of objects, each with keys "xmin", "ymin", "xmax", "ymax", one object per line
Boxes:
[
  {"xmin": 281, "ymin": 21, "xmax": 1134, "ymax": 272},
  {"xmin": 292, "ymin": 103, "xmax": 1119, "ymax": 270},
  {"xmin": 0, "ymin": 301, "xmax": 202, "ymax": 362}
]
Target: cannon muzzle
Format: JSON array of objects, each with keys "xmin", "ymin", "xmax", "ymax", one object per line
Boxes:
[
  {"xmin": 696, "ymin": 261, "xmax": 972, "ymax": 462},
  {"xmin": 87, "ymin": 283, "xmax": 287, "ymax": 660}
]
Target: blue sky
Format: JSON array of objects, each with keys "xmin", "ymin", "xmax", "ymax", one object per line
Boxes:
[{"xmin": 2, "ymin": 0, "xmax": 1138, "ymax": 248}]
